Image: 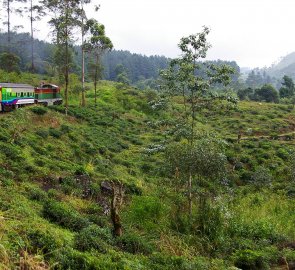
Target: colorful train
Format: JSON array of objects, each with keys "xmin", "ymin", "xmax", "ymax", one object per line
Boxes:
[{"xmin": 0, "ymin": 83, "xmax": 62, "ymax": 112}]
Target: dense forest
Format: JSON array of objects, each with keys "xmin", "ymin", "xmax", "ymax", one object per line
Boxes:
[{"xmin": 0, "ymin": 32, "xmax": 241, "ymax": 88}]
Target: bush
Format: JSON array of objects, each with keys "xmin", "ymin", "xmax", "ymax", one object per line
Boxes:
[
  {"xmin": 251, "ymin": 166, "xmax": 272, "ymax": 187},
  {"xmin": 116, "ymin": 232, "xmax": 153, "ymax": 255},
  {"xmin": 42, "ymin": 200, "xmax": 89, "ymax": 231},
  {"xmin": 49, "ymin": 128, "xmax": 63, "ymax": 138},
  {"xmin": 233, "ymin": 249, "xmax": 269, "ymax": 270},
  {"xmin": 27, "ymin": 186, "xmax": 48, "ymax": 201},
  {"xmin": 127, "ymin": 196, "xmax": 165, "ymax": 229},
  {"xmin": 229, "ymin": 219, "xmax": 281, "ymax": 243},
  {"xmin": 36, "ymin": 129, "xmax": 49, "ymax": 139},
  {"xmin": 27, "ymin": 229, "xmax": 61, "ymax": 255},
  {"xmin": 277, "ymin": 148, "xmax": 289, "ymax": 161},
  {"xmin": 52, "ymin": 248, "xmax": 95, "ymax": 270},
  {"xmin": 30, "ymin": 106, "xmax": 48, "ymax": 115},
  {"xmin": 74, "ymin": 225, "xmax": 112, "ymax": 252},
  {"xmin": 149, "ymin": 253, "xmax": 211, "ymax": 270}
]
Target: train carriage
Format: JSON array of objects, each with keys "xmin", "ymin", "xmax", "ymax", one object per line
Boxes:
[{"xmin": 0, "ymin": 83, "xmax": 35, "ymax": 111}]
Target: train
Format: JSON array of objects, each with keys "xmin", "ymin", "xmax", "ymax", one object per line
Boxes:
[{"xmin": 0, "ymin": 83, "xmax": 62, "ymax": 112}]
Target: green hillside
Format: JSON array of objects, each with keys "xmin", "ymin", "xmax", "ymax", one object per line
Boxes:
[{"xmin": 0, "ymin": 81, "xmax": 294, "ymax": 269}]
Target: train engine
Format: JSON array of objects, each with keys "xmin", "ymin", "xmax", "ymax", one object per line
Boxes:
[{"xmin": 35, "ymin": 83, "xmax": 62, "ymax": 106}]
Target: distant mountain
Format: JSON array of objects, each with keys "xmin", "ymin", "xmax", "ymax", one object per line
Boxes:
[{"xmin": 267, "ymin": 52, "xmax": 295, "ymax": 79}]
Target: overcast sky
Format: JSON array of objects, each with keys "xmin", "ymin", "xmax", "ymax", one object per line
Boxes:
[{"xmin": 4, "ymin": 0, "xmax": 295, "ymax": 68}]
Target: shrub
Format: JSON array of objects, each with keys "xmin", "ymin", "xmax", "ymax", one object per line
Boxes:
[
  {"xmin": 30, "ymin": 106, "xmax": 48, "ymax": 115},
  {"xmin": 27, "ymin": 229, "xmax": 61, "ymax": 255},
  {"xmin": 127, "ymin": 196, "xmax": 165, "ymax": 229},
  {"xmin": 250, "ymin": 166, "xmax": 272, "ymax": 187},
  {"xmin": 233, "ymin": 249, "xmax": 269, "ymax": 270},
  {"xmin": 277, "ymin": 148, "xmax": 289, "ymax": 161},
  {"xmin": 74, "ymin": 225, "xmax": 112, "ymax": 252},
  {"xmin": 42, "ymin": 200, "xmax": 89, "ymax": 231},
  {"xmin": 149, "ymin": 253, "xmax": 211, "ymax": 270},
  {"xmin": 27, "ymin": 186, "xmax": 48, "ymax": 201},
  {"xmin": 116, "ymin": 232, "xmax": 153, "ymax": 255},
  {"xmin": 49, "ymin": 128, "xmax": 63, "ymax": 138},
  {"xmin": 52, "ymin": 248, "xmax": 95, "ymax": 270},
  {"xmin": 60, "ymin": 124, "xmax": 71, "ymax": 134}
]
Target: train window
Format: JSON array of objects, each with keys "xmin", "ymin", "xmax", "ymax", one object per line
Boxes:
[{"xmin": 21, "ymin": 92, "xmax": 23, "ymax": 97}]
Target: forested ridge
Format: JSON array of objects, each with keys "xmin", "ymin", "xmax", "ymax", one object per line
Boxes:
[{"xmin": 0, "ymin": 32, "xmax": 240, "ymax": 86}]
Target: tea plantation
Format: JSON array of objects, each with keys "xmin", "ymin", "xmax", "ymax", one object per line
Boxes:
[{"xmin": 0, "ymin": 81, "xmax": 294, "ymax": 269}]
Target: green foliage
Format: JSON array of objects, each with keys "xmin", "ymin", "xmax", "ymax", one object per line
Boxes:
[
  {"xmin": 196, "ymin": 198, "xmax": 224, "ymax": 243},
  {"xmin": 255, "ymin": 84, "xmax": 279, "ymax": 103},
  {"xmin": 43, "ymin": 200, "xmax": 90, "ymax": 231},
  {"xmin": 165, "ymin": 139, "xmax": 227, "ymax": 184},
  {"xmin": 126, "ymin": 196, "xmax": 166, "ymax": 230},
  {"xmin": 250, "ymin": 166, "xmax": 272, "ymax": 187},
  {"xmin": 27, "ymin": 229, "xmax": 62, "ymax": 255},
  {"xmin": 30, "ymin": 106, "xmax": 48, "ymax": 115},
  {"xmin": 0, "ymin": 79, "xmax": 295, "ymax": 269},
  {"xmin": 116, "ymin": 232, "xmax": 153, "ymax": 255},
  {"xmin": 279, "ymin": 75, "xmax": 295, "ymax": 98},
  {"xmin": 74, "ymin": 225, "xmax": 112, "ymax": 252},
  {"xmin": 233, "ymin": 249, "xmax": 269, "ymax": 270},
  {"xmin": 0, "ymin": 52, "xmax": 21, "ymax": 73},
  {"xmin": 48, "ymin": 127, "xmax": 63, "ymax": 138}
]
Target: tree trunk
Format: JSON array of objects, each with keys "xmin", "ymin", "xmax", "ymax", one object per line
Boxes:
[
  {"xmin": 110, "ymin": 182, "xmax": 124, "ymax": 237},
  {"xmin": 81, "ymin": 1, "xmax": 86, "ymax": 107},
  {"xmin": 94, "ymin": 54, "xmax": 99, "ymax": 107},
  {"xmin": 30, "ymin": 0, "xmax": 35, "ymax": 72},
  {"xmin": 188, "ymin": 173, "xmax": 192, "ymax": 219},
  {"xmin": 64, "ymin": 0, "xmax": 69, "ymax": 115},
  {"xmin": 7, "ymin": 0, "xmax": 11, "ymax": 49}
]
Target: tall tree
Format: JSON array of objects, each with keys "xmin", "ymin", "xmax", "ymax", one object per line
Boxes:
[
  {"xmin": 279, "ymin": 75, "xmax": 295, "ymax": 98},
  {"xmin": 85, "ymin": 19, "xmax": 113, "ymax": 107},
  {"xmin": 2, "ymin": 0, "xmax": 26, "ymax": 49},
  {"xmin": 79, "ymin": 0, "xmax": 93, "ymax": 106},
  {"xmin": 160, "ymin": 26, "xmax": 235, "ymax": 218},
  {"xmin": 44, "ymin": 0, "xmax": 81, "ymax": 114},
  {"xmin": 255, "ymin": 84, "xmax": 279, "ymax": 103},
  {"xmin": 24, "ymin": 0, "xmax": 45, "ymax": 72}
]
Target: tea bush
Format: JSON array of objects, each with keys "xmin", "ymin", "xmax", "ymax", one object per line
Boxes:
[
  {"xmin": 74, "ymin": 225, "xmax": 112, "ymax": 252},
  {"xmin": 43, "ymin": 200, "xmax": 90, "ymax": 231}
]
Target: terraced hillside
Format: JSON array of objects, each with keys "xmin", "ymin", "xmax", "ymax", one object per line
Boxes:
[{"xmin": 0, "ymin": 81, "xmax": 294, "ymax": 269}]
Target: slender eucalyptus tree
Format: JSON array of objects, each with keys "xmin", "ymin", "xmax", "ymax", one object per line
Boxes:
[
  {"xmin": 2, "ymin": 0, "xmax": 26, "ymax": 49},
  {"xmin": 44, "ymin": 0, "xmax": 81, "ymax": 114},
  {"xmin": 85, "ymin": 19, "xmax": 113, "ymax": 107},
  {"xmin": 79, "ymin": 0, "xmax": 92, "ymax": 106},
  {"xmin": 24, "ymin": 0, "xmax": 45, "ymax": 71},
  {"xmin": 161, "ymin": 26, "xmax": 235, "ymax": 219}
]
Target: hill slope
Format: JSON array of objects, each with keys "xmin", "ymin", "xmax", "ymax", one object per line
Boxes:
[{"xmin": 0, "ymin": 81, "xmax": 295, "ymax": 269}]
